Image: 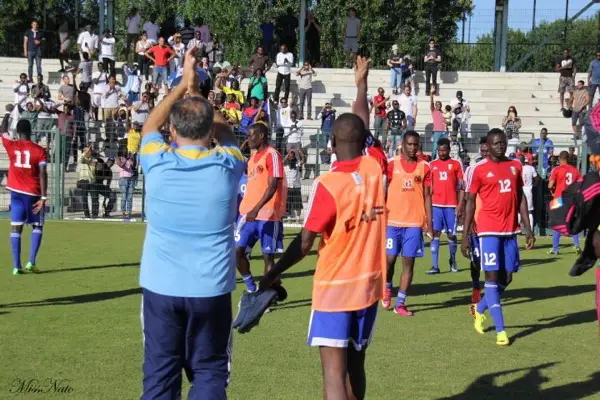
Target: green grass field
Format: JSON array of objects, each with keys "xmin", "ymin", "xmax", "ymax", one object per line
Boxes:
[{"xmin": 0, "ymin": 221, "xmax": 599, "ymax": 400}]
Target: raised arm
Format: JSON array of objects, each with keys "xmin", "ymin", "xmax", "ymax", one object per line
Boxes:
[{"xmin": 353, "ymin": 56, "xmax": 371, "ymax": 129}]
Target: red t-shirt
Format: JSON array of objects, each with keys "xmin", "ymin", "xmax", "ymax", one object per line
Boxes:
[
  {"xmin": 550, "ymin": 164, "xmax": 581, "ymax": 199},
  {"xmin": 387, "ymin": 158, "xmax": 432, "ymax": 186},
  {"xmin": 149, "ymin": 45, "xmax": 174, "ymax": 67},
  {"xmin": 1, "ymin": 135, "xmax": 47, "ymax": 196},
  {"xmin": 430, "ymin": 158, "xmax": 464, "ymax": 207},
  {"xmin": 253, "ymin": 146, "xmax": 283, "ymax": 178},
  {"xmin": 373, "ymin": 95, "xmax": 387, "ymax": 118},
  {"xmin": 467, "ymin": 159, "xmax": 523, "ymax": 236},
  {"xmin": 304, "ymin": 157, "xmax": 362, "ymax": 236}
]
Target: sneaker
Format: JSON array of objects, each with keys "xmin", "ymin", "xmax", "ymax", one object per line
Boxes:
[
  {"xmin": 574, "ymin": 246, "xmax": 582, "ymax": 256},
  {"xmin": 496, "ymin": 330, "xmax": 510, "ymax": 346},
  {"xmin": 381, "ymin": 288, "xmax": 392, "ymax": 309},
  {"xmin": 426, "ymin": 267, "xmax": 440, "ymax": 275},
  {"xmin": 474, "ymin": 310, "xmax": 486, "ymax": 334},
  {"xmin": 393, "ymin": 305, "xmax": 414, "ymax": 316},
  {"xmin": 25, "ymin": 262, "xmax": 39, "ymax": 273},
  {"xmin": 547, "ymin": 250, "xmax": 559, "ymax": 256},
  {"xmin": 450, "ymin": 260, "xmax": 459, "ymax": 273},
  {"xmin": 12, "ymin": 268, "xmax": 24, "ymax": 276}
]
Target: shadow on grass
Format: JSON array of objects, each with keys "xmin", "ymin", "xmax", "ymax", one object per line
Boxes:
[
  {"xmin": 521, "ymin": 257, "xmax": 558, "ymax": 267},
  {"xmin": 0, "ymin": 288, "xmax": 141, "ymax": 308},
  {"xmin": 272, "ymin": 298, "xmax": 312, "ymax": 310},
  {"xmin": 508, "ymin": 309, "xmax": 597, "ymax": 343},
  {"xmin": 40, "ymin": 262, "xmax": 140, "ymax": 274},
  {"xmin": 439, "ymin": 363, "xmax": 600, "ymax": 400},
  {"xmin": 236, "ymin": 269, "xmax": 316, "ymax": 284}
]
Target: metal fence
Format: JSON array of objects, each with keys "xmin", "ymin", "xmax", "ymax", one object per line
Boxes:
[{"xmin": 0, "ymin": 119, "xmax": 590, "ymax": 234}]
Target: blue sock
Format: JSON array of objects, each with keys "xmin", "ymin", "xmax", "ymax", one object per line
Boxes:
[
  {"xmin": 385, "ymin": 282, "xmax": 392, "ymax": 291},
  {"xmin": 29, "ymin": 228, "xmax": 43, "ymax": 265},
  {"xmin": 476, "ymin": 295, "xmax": 487, "ymax": 314},
  {"xmin": 484, "ymin": 281, "xmax": 505, "ymax": 332},
  {"xmin": 10, "ymin": 232, "xmax": 22, "ymax": 270},
  {"xmin": 573, "ymin": 233, "xmax": 580, "ymax": 248},
  {"xmin": 396, "ymin": 290, "xmax": 407, "ymax": 307},
  {"xmin": 552, "ymin": 230, "xmax": 560, "ymax": 252},
  {"xmin": 242, "ymin": 274, "xmax": 257, "ymax": 292},
  {"xmin": 431, "ymin": 238, "xmax": 440, "ymax": 269},
  {"xmin": 448, "ymin": 239, "xmax": 457, "ymax": 264}
]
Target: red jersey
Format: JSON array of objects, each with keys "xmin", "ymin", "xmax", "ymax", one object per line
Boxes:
[
  {"xmin": 1, "ymin": 135, "xmax": 47, "ymax": 196},
  {"xmin": 430, "ymin": 158, "xmax": 464, "ymax": 207},
  {"xmin": 467, "ymin": 159, "xmax": 523, "ymax": 236},
  {"xmin": 550, "ymin": 164, "xmax": 581, "ymax": 199},
  {"xmin": 149, "ymin": 45, "xmax": 174, "ymax": 67}
]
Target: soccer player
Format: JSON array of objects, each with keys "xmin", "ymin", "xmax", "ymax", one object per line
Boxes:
[
  {"xmin": 427, "ymin": 137, "xmax": 464, "ymax": 274},
  {"xmin": 259, "ymin": 57, "xmax": 386, "ymax": 400},
  {"xmin": 236, "ymin": 123, "xmax": 287, "ymax": 294},
  {"xmin": 381, "ymin": 130, "xmax": 433, "ymax": 316},
  {"xmin": 462, "ymin": 137, "xmax": 489, "ymax": 308},
  {"xmin": 2, "ymin": 120, "xmax": 47, "ymax": 275},
  {"xmin": 548, "ymin": 151, "xmax": 582, "ymax": 255},
  {"xmin": 520, "ymin": 155, "xmax": 538, "ymax": 229},
  {"xmin": 461, "ymin": 129, "xmax": 535, "ymax": 346}
]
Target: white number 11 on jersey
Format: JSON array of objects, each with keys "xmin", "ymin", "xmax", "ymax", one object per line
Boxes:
[{"xmin": 14, "ymin": 150, "xmax": 31, "ymax": 168}]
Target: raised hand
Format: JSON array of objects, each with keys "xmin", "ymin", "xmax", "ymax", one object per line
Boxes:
[
  {"xmin": 183, "ymin": 46, "xmax": 198, "ymax": 90},
  {"xmin": 354, "ymin": 56, "xmax": 372, "ymax": 86}
]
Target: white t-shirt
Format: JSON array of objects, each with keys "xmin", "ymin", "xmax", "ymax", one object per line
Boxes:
[
  {"xmin": 92, "ymin": 71, "xmax": 108, "ymax": 94},
  {"xmin": 284, "ymin": 119, "xmax": 303, "ymax": 144},
  {"xmin": 77, "ymin": 31, "xmax": 97, "ymax": 57},
  {"xmin": 38, "ymin": 99, "xmax": 56, "ymax": 119},
  {"xmin": 276, "ymin": 52, "xmax": 294, "ymax": 75},
  {"xmin": 452, "ymin": 98, "xmax": 470, "ymax": 120},
  {"xmin": 142, "ymin": 22, "xmax": 159, "ymax": 42},
  {"xmin": 277, "ymin": 106, "xmax": 291, "ymax": 128},
  {"xmin": 13, "ymin": 83, "xmax": 29, "ymax": 104},
  {"xmin": 126, "ymin": 14, "xmax": 141, "ymax": 34},
  {"xmin": 397, "ymin": 93, "xmax": 418, "ymax": 118},
  {"xmin": 100, "ymin": 37, "xmax": 116, "ymax": 60},
  {"xmin": 522, "ymin": 164, "xmax": 537, "ymax": 189},
  {"xmin": 327, "ymin": 140, "xmax": 337, "ymax": 164},
  {"xmin": 284, "ymin": 165, "xmax": 302, "ymax": 188},
  {"xmin": 102, "ymin": 85, "xmax": 121, "ymax": 108}
]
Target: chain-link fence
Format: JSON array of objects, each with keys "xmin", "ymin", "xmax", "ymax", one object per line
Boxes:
[{"xmin": 0, "ymin": 119, "xmax": 590, "ymax": 234}]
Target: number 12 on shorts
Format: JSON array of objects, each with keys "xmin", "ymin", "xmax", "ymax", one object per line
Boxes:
[{"xmin": 483, "ymin": 252, "xmax": 497, "ymax": 266}]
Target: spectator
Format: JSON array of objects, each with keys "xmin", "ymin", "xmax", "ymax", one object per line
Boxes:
[
  {"xmin": 249, "ymin": 46, "xmax": 271, "ymax": 74},
  {"xmin": 180, "ymin": 20, "xmax": 195, "ymax": 46},
  {"xmin": 131, "ymin": 92, "xmax": 151, "ymax": 126},
  {"xmin": 142, "ymin": 16, "xmax": 160, "ymax": 44},
  {"xmin": 516, "ymin": 143, "xmax": 534, "ymax": 164},
  {"xmin": 145, "ymin": 37, "xmax": 175, "ymax": 95},
  {"xmin": 448, "ymin": 131, "xmax": 465, "ymax": 161},
  {"xmin": 396, "ymin": 84, "xmax": 418, "ymax": 129},
  {"xmin": 187, "ymin": 30, "xmax": 205, "ymax": 54},
  {"xmin": 91, "ymin": 62, "xmax": 108, "ymax": 119},
  {"xmin": 58, "ymin": 21, "xmax": 72, "ymax": 72},
  {"xmin": 205, "ymin": 34, "xmax": 224, "ymax": 68},
  {"xmin": 223, "ymin": 80, "xmax": 245, "ymax": 104},
  {"xmin": 58, "ymin": 104, "xmax": 76, "ymax": 168},
  {"xmin": 570, "ymin": 80, "xmax": 590, "ymax": 137},
  {"xmin": 284, "ymin": 150, "xmax": 304, "ymax": 221},
  {"xmin": 386, "ymin": 100, "xmax": 406, "ymax": 158},
  {"xmin": 317, "ymin": 102, "xmax": 336, "ymax": 145},
  {"xmin": 224, "ymin": 93, "xmax": 240, "ymax": 111},
  {"xmin": 136, "ymin": 32, "xmax": 152, "ymax": 81},
  {"xmin": 226, "ymin": 64, "xmax": 243, "ymax": 88},
  {"xmin": 102, "ymin": 75, "xmax": 121, "ymax": 122},
  {"xmin": 387, "ymin": 44, "xmax": 403, "ymax": 95},
  {"xmin": 275, "ymin": 97, "xmax": 292, "ymax": 151},
  {"xmin": 18, "ymin": 100, "xmax": 40, "ymax": 139},
  {"xmin": 276, "ymin": 8, "xmax": 299, "ymax": 57},
  {"xmin": 238, "ymin": 97, "xmax": 262, "ymax": 133},
  {"xmin": 284, "ymin": 110, "xmax": 303, "ymax": 157},
  {"xmin": 501, "ymin": 105, "xmax": 521, "ymax": 139},
  {"xmin": 305, "ymin": 11, "xmax": 321, "ymax": 65},
  {"xmin": 13, "ymin": 73, "xmax": 30, "ymax": 104},
  {"xmin": 124, "ymin": 64, "xmax": 142, "ymax": 105},
  {"xmin": 342, "ymin": 7, "xmax": 360, "ymax": 68},
  {"xmin": 451, "ymin": 90, "xmax": 470, "ymax": 138},
  {"xmin": 127, "ymin": 122, "xmax": 142, "ymax": 155},
  {"xmin": 274, "ymin": 44, "xmax": 293, "ymax": 102},
  {"xmin": 143, "ymin": 83, "xmax": 158, "ymax": 109},
  {"xmin": 77, "ymin": 25, "xmax": 98, "ymax": 61},
  {"xmin": 125, "ymin": 8, "xmax": 141, "ymax": 62},
  {"xmin": 170, "ymin": 33, "xmax": 186, "ymax": 72},
  {"xmin": 194, "ymin": 17, "xmax": 211, "ymax": 44},
  {"xmin": 58, "ymin": 74, "xmax": 76, "ymax": 105},
  {"xmin": 430, "ymin": 93, "xmax": 446, "ymax": 159},
  {"xmin": 259, "ymin": 18, "xmax": 276, "ymax": 59},
  {"xmin": 568, "ymin": 146, "xmax": 578, "ymax": 166},
  {"xmin": 213, "ymin": 55, "xmax": 232, "ymax": 72},
  {"xmin": 93, "ymin": 157, "xmax": 116, "ymax": 218},
  {"xmin": 247, "ymin": 69, "xmax": 268, "ymax": 102},
  {"xmin": 296, "ymin": 61, "xmax": 316, "ymax": 120},
  {"xmin": 223, "ymin": 99, "xmax": 242, "ymax": 127},
  {"xmin": 556, "ymin": 48, "xmax": 577, "ymax": 111},
  {"xmin": 399, "ymin": 55, "xmax": 415, "ymax": 91},
  {"xmin": 372, "ymin": 87, "xmax": 388, "ymax": 142},
  {"xmin": 32, "ymin": 75, "xmax": 51, "ymax": 100},
  {"xmin": 76, "ymin": 52, "xmax": 94, "ymax": 91},
  {"xmin": 588, "ymin": 51, "xmax": 600, "ymax": 105},
  {"xmin": 117, "ymin": 153, "xmax": 137, "ymax": 219},
  {"xmin": 24, "ymin": 19, "xmax": 43, "ymax": 82},
  {"xmin": 424, "ymin": 39, "xmax": 441, "ymax": 96},
  {"xmin": 98, "ymin": 30, "xmax": 116, "ymax": 77},
  {"xmin": 37, "ymin": 95, "xmax": 57, "ymax": 136},
  {"xmin": 531, "ymin": 127, "xmax": 554, "ymax": 172}
]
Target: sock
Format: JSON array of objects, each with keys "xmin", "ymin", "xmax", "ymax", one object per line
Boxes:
[
  {"xmin": 552, "ymin": 230, "xmax": 560, "ymax": 252},
  {"xmin": 470, "ymin": 261, "xmax": 481, "ymax": 290},
  {"xmin": 396, "ymin": 290, "xmax": 407, "ymax": 307},
  {"xmin": 448, "ymin": 239, "xmax": 457, "ymax": 264},
  {"xmin": 484, "ymin": 281, "xmax": 505, "ymax": 332},
  {"xmin": 242, "ymin": 274, "xmax": 257, "ymax": 292},
  {"xmin": 529, "ymin": 213, "xmax": 534, "ymax": 229},
  {"xmin": 476, "ymin": 295, "xmax": 487, "ymax": 314},
  {"xmin": 431, "ymin": 238, "xmax": 440, "ymax": 269},
  {"xmin": 385, "ymin": 282, "xmax": 392, "ymax": 291},
  {"xmin": 10, "ymin": 232, "xmax": 22, "ymax": 270},
  {"xmin": 573, "ymin": 233, "xmax": 580, "ymax": 248},
  {"xmin": 29, "ymin": 228, "xmax": 43, "ymax": 265}
]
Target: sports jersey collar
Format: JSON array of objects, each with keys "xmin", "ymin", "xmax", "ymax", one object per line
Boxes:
[{"xmin": 330, "ymin": 156, "xmax": 362, "ymax": 172}]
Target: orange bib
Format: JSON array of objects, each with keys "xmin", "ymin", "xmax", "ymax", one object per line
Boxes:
[
  {"xmin": 313, "ymin": 156, "xmax": 386, "ymax": 312},
  {"xmin": 386, "ymin": 157, "xmax": 427, "ymax": 227}
]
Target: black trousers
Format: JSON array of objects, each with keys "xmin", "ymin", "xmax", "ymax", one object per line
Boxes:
[
  {"xmin": 102, "ymin": 57, "xmax": 116, "ymax": 77},
  {"xmin": 425, "ymin": 64, "xmax": 438, "ymax": 95},
  {"xmin": 274, "ymin": 73, "xmax": 291, "ymax": 102},
  {"xmin": 137, "ymin": 54, "xmax": 149, "ymax": 80},
  {"xmin": 77, "ymin": 180, "xmax": 115, "ymax": 217}
]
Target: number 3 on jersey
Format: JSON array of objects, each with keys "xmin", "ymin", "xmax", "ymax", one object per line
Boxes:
[
  {"xmin": 565, "ymin": 172, "xmax": 573, "ymax": 185},
  {"xmin": 14, "ymin": 150, "xmax": 31, "ymax": 168},
  {"xmin": 498, "ymin": 179, "xmax": 511, "ymax": 193}
]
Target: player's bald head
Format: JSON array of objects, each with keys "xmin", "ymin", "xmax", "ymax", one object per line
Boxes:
[
  {"xmin": 169, "ymin": 96, "xmax": 214, "ymax": 141},
  {"xmin": 331, "ymin": 113, "xmax": 366, "ymax": 146}
]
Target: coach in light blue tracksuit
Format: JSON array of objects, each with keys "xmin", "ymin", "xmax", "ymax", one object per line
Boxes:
[{"xmin": 138, "ymin": 48, "xmax": 244, "ymax": 400}]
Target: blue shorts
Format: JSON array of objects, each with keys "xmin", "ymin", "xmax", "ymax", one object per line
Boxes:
[
  {"xmin": 386, "ymin": 226, "xmax": 424, "ymax": 258},
  {"xmin": 307, "ymin": 303, "xmax": 377, "ymax": 351},
  {"xmin": 479, "ymin": 235, "xmax": 520, "ymax": 273},
  {"xmin": 235, "ymin": 217, "xmax": 280, "ymax": 254},
  {"xmin": 10, "ymin": 191, "xmax": 44, "ymax": 227},
  {"xmin": 433, "ymin": 207, "xmax": 457, "ymax": 235},
  {"xmin": 276, "ymin": 221, "xmax": 284, "ymax": 252},
  {"xmin": 469, "ymin": 233, "xmax": 480, "ymax": 265}
]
